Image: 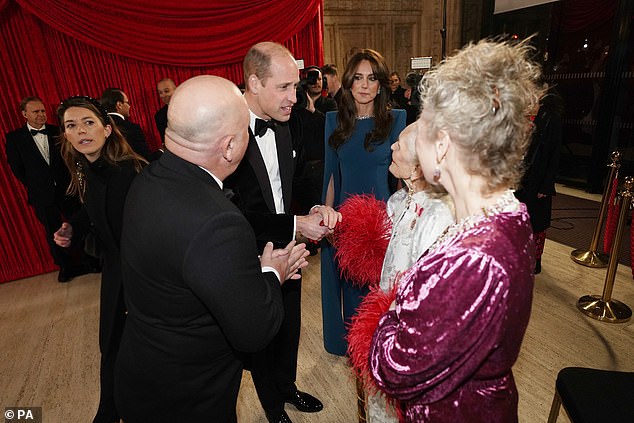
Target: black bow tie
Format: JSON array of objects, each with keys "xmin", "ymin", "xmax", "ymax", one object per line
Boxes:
[
  {"xmin": 254, "ymin": 118, "xmax": 277, "ymax": 137},
  {"xmin": 30, "ymin": 128, "xmax": 47, "ymax": 136}
]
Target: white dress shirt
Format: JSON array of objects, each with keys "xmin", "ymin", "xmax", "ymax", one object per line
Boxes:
[
  {"xmin": 27, "ymin": 123, "xmax": 50, "ymax": 165},
  {"xmin": 249, "ymin": 111, "xmax": 284, "ymax": 213},
  {"xmin": 248, "ymin": 110, "xmax": 297, "ymax": 240}
]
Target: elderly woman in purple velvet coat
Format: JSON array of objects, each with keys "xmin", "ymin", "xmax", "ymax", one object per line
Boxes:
[{"xmin": 367, "ymin": 39, "xmax": 543, "ymax": 422}]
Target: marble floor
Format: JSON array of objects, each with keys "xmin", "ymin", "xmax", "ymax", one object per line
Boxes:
[{"xmin": 1, "ymin": 189, "xmax": 633, "ymax": 422}]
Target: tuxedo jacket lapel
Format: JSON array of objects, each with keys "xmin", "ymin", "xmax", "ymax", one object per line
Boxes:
[
  {"xmin": 245, "ymin": 129, "xmax": 276, "ymax": 213},
  {"xmin": 275, "ymin": 126, "xmax": 293, "ymax": 214},
  {"xmin": 21, "ymin": 127, "xmax": 49, "ymax": 167}
]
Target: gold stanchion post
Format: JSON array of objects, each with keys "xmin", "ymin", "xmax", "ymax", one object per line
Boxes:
[
  {"xmin": 577, "ymin": 176, "xmax": 633, "ymax": 323},
  {"xmin": 571, "ymin": 151, "xmax": 621, "ymax": 267}
]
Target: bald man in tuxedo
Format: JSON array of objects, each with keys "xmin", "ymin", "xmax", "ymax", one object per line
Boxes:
[{"xmin": 115, "ymin": 75, "xmax": 309, "ymax": 423}]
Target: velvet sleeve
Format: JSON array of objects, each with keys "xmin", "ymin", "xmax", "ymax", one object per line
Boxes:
[{"xmin": 369, "ymin": 246, "xmax": 511, "ymax": 403}]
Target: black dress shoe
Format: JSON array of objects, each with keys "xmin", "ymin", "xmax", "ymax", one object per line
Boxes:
[
  {"xmin": 57, "ymin": 268, "xmax": 72, "ymax": 283},
  {"xmin": 265, "ymin": 410, "xmax": 293, "ymax": 423},
  {"xmin": 285, "ymin": 390, "xmax": 323, "ymax": 413}
]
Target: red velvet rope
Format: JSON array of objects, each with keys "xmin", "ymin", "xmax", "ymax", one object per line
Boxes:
[
  {"xmin": 603, "ymin": 176, "xmax": 620, "ymax": 253},
  {"xmin": 631, "ymin": 213, "xmax": 634, "ymax": 281}
]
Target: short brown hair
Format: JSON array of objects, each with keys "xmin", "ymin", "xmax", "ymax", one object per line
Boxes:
[
  {"xmin": 19, "ymin": 96, "xmax": 43, "ymax": 112},
  {"xmin": 243, "ymin": 42, "xmax": 294, "ymax": 88}
]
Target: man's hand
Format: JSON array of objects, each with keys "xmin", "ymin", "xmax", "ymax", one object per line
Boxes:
[
  {"xmin": 53, "ymin": 222, "xmax": 73, "ymax": 247},
  {"xmin": 309, "ymin": 205, "xmax": 341, "ymax": 230},
  {"xmin": 306, "ymin": 93, "xmax": 316, "ymax": 114},
  {"xmin": 296, "ymin": 213, "xmax": 330, "ymax": 241},
  {"xmin": 261, "ymin": 241, "xmax": 309, "ymax": 283}
]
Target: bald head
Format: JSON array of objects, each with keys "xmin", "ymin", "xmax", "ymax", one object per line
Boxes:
[
  {"xmin": 157, "ymin": 78, "xmax": 177, "ymax": 105},
  {"xmin": 165, "ymin": 75, "xmax": 249, "ymax": 179}
]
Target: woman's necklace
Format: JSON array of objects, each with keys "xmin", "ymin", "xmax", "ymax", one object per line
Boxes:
[
  {"xmin": 403, "ymin": 181, "xmax": 424, "ymax": 230},
  {"xmin": 429, "ymin": 189, "xmax": 518, "ymax": 250},
  {"xmin": 356, "ymin": 114, "xmax": 374, "ymax": 120}
]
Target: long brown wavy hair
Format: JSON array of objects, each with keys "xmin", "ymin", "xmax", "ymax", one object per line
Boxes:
[
  {"xmin": 328, "ymin": 48, "xmax": 393, "ymax": 151},
  {"xmin": 57, "ymin": 96, "xmax": 147, "ymax": 202}
]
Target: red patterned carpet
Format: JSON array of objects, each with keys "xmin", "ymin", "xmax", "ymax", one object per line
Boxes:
[{"xmin": 548, "ymin": 193, "xmax": 632, "ymax": 267}]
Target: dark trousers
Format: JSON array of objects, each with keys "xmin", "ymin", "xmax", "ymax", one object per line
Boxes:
[
  {"xmin": 93, "ymin": 277, "xmax": 126, "ymax": 423},
  {"xmin": 251, "ymin": 277, "xmax": 302, "ymax": 415},
  {"xmin": 32, "ymin": 201, "xmax": 70, "ymax": 268}
]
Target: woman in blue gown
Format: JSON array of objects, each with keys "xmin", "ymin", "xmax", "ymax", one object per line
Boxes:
[{"xmin": 321, "ymin": 49, "xmax": 406, "ymax": 356}]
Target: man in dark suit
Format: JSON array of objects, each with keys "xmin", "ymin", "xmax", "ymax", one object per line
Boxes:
[
  {"xmin": 114, "ymin": 75, "xmax": 308, "ymax": 423},
  {"xmin": 322, "ymin": 64, "xmax": 342, "ymax": 108},
  {"xmin": 153, "ymin": 77, "xmax": 176, "ymax": 144},
  {"xmin": 5, "ymin": 96, "xmax": 86, "ymax": 282},
  {"xmin": 225, "ymin": 41, "xmax": 341, "ymax": 423},
  {"xmin": 100, "ymin": 87, "xmax": 156, "ymax": 161}
]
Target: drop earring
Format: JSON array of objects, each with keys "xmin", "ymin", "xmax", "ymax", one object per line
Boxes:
[
  {"xmin": 433, "ymin": 167, "xmax": 441, "ymax": 181},
  {"xmin": 377, "ymin": 87, "xmax": 381, "ymax": 95}
]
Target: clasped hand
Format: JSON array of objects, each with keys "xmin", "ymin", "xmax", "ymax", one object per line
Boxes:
[
  {"xmin": 296, "ymin": 205, "xmax": 341, "ymax": 241},
  {"xmin": 260, "ymin": 240, "xmax": 309, "ymax": 283}
]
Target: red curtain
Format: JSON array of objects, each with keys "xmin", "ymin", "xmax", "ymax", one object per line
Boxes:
[
  {"xmin": 560, "ymin": 0, "xmax": 618, "ymax": 33},
  {"xmin": 0, "ymin": 0, "xmax": 324, "ymax": 283}
]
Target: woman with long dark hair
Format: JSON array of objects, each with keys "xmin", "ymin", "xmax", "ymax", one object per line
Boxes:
[
  {"xmin": 53, "ymin": 96, "xmax": 146, "ymax": 423},
  {"xmin": 321, "ymin": 49, "xmax": 406, "ymax": 356}
]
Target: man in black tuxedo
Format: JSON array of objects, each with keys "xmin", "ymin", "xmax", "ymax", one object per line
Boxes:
[
  {"xmin": 153, "ymin": 77, "xmax": 176, "ymax": 144},
  {"xmin": 5, "ymin": 96, "xmax": 85, "ymax": 282},
  {"xmin": 225, "ymin": 41, "xmax": 341, "ymax": 423},
  {"xmin": 100, "ymin": 87, "xmax": 156, "ymax": 161},
  {"xmin": 114, "ymin": 75, "xmax": 308, "ymax": 423}
]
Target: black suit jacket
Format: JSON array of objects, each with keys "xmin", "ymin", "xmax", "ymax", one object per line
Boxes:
[
  {"xmin": 108, "ymin": 114, "xmax": 154, "ymax": 161},
  {"xmin": 224, "ymin": 123, "xmax": 300, "ymax": 251},
  {"xmin": 154, "ymin": 104, "xmax": 168, "ymax": 144},
  {"xmin": 115, "ymin": 150, "xmax": 284, "ymax": 423},
  {"xmin": 5, "ymin": 124, "xmax": 70, "ymax": 210}
]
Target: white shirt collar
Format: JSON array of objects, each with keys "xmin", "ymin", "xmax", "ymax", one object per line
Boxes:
[
  {"xmin": 108, "ymin": 112, "xmax": 125, "ymax": 120},
  {"xmin": 249, "ymin": 110, "xmax": 269, "ymax": 135},
  {"xmin": 26, "ymin": 123, "xmax": 46, "ymax": 132},
  {"xmin": 197, "ymin": 166, "xmax": 223, "ymax": 190}
]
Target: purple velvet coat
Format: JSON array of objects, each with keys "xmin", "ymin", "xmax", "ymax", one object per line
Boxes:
[{"xmin": 369, "ymin": 207, "xmax": 535, "ymax": 422}]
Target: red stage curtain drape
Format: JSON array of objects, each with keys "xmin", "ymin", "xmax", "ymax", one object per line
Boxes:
[
  {"xmin": 0, "ymin": 0, "xmax": 324, "ymax": 283},
  {"xmin": 560, "ymin": 0, "xmax": 618, "ymax": 33}
]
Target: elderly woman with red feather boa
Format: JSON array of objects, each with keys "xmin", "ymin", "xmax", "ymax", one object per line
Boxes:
[
  {"xmin": 337, "ymin": 123, "xmax": 453, "ymax": 422},
  {"xmin": 349, "ymin": 38, "xmax": 543, "ymax": 423}
]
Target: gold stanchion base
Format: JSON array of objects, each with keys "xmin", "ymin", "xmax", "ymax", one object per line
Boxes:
[
  {"xmin": 577, "ymin": 295, "xmax": 632, "ymax": 323},
  {"xmin": 570, "ymin": 249, "xmax": 609, "ymax": 268}
]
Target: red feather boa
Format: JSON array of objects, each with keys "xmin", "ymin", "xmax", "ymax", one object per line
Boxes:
[
  {"xmin": 347, "ymin": 284, "xmax": 398, "ymax": 392},
  {"xmin": 347, "ymin": 284, "xmax": 403, "ymax": 421},
  {"xmin": 333, "ymin": 194, "xmax": 392, "ymax": 287}
]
